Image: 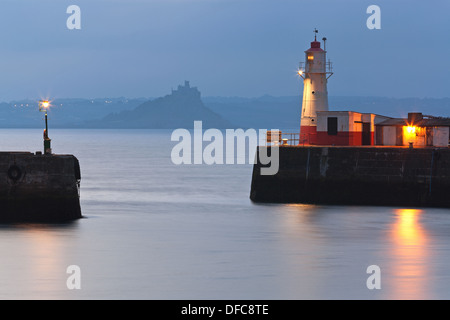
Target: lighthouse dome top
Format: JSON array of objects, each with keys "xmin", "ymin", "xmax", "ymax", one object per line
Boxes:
[
  {"xmin": 306, "ymin": 29, "xmax": 325, "ymax": 52},
  {"xmin": 305, "ymin": 40, "xmax": 324, "ymax": 52}
]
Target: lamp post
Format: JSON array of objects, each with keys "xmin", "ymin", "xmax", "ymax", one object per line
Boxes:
[{"xmin": 39, "ymin": 100, "xmax": 51, "ymax": 155}]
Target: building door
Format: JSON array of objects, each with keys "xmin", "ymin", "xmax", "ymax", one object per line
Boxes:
[
  {"xmin": 327, "ymin": 117, "xmax": 338, "ymax": 135},
  {"xmin": 362, "ymin": 123, "xmax": 371, "ymax": 145},
  {"xmin": 375, "ymin": 126, "xmax": 383, "ymax": 145},
  {"xmin": 396, "ymin": 126, "xmax": 403, "ymax": 146},
  {"xmin": 426, "ymin": 127, "xmax": 433, "ymax": 146}
]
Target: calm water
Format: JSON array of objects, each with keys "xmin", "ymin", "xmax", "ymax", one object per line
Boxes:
[{"xmin": 0, "ymin": 129, "xmax": 450, "ymax": 300}]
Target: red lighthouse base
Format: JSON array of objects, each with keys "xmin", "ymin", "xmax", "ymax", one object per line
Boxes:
[{"xmin": 299, "ymin": 126, "xmax": 317, "ymax": 145}]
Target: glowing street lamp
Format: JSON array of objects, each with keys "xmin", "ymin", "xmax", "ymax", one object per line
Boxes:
[
  {"xmin": 406, "ymin": 126, "xmax": 416, "ymax": 134},
  {"xmin": 403, "ymin": 125, "xmax": 417, "ymax": 149},
  {"xmin": 39, "ymin": 100, "xmax": 52, "ymax": 154}
]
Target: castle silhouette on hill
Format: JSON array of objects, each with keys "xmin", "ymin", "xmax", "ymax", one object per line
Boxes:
[{"xmin": 88, "ymin": 81, "xmax": 232, "ymax": 129}]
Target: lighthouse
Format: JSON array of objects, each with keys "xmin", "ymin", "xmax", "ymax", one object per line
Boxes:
[{"xmin": 298, "ymin": 29, "xmax": 333, "ymax": 145}]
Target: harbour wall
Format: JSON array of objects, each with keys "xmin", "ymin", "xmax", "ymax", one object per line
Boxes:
[
  {"xmin": 250, "ymin": 146, "xmax": 450, "ymax": 208},
  {"xmin": 0, "ymin": 152, "xmax": 81, "ymax": 221}
]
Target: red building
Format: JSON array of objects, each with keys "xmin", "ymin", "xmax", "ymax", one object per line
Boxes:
[{"xmin": 314, "ymin": 111, "xmax": 390, "ymax": 146}]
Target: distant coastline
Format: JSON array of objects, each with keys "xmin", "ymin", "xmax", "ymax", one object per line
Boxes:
[{"xmin": 0, "ymin": 90, "xmax": 449, "ymax": 129}]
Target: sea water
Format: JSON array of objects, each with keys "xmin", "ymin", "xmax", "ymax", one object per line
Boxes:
[{"xmin": 0, "ymin": 129, "xmax": 449, "ymax": 300}]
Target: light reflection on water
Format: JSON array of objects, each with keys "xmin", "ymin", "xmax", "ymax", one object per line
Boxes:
[
  {"xmin": 387, "ymin": 209, "xmax": 429, "ymax": 300},
  {"xmin": 0, "ymin": 130, "xmax": 449, "ymax": 299},
  {"xmin": 0, "ymin": 222, "xmax": 80, "ymax": 299}
]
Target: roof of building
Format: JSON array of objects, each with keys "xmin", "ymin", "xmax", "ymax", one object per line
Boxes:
[
  {"xmin": 417, "ymin": 118, "xmax": 450, "ymax": 126},
  {"xmin": 376, "ymin": 118, "xmax": 406, "ymax": 126},
  {"xmin": 316, "ymin": 110, "xmax": 392, "ymax": 118},
  {"xmin": 377, "ymin": 117, "xmax": 450, "ymax": 127}
]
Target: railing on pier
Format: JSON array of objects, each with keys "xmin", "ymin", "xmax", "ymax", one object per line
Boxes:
[{"xmin": 265, "ymin": 131, "xmax": 299, "ymax": 146}]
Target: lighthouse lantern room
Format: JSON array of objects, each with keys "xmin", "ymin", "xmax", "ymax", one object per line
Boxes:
[{"xmin": 298, "ymin": 29, "xmax": 333, "ymax": 145}]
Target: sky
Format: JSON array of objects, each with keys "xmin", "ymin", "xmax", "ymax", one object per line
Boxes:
[{"xmin": 0, "ymin": 0, "xmax": 448, "ymax": 101}]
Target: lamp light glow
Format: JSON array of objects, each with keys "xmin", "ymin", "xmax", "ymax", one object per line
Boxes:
[
  {"xmin": 39, "ymin": 100, "xmax": 51, "ymax": 112},
  {"xmin": 407, "ymin": 126, "xmax": 416, "ymax": 134}
]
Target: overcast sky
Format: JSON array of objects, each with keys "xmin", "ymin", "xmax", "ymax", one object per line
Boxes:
[{"xmin": 0, "ymin": 0, "xmax": 448, "ymax": 100}]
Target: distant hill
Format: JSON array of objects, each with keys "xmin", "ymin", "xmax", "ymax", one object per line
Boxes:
[
  {"xmin": 205, "ymin": 95, "xmax": 450, "ymax": 130},
  {"xmin": 83, "ymin": 81, "xmax": 233, "ymax": 129},
  {"xmin": 0, "ymin": 90, "xmax": 449, "ymax": 130},
  {"xmin": 204, "ymin": 95, "xmax": 301, "ymax": 130}
]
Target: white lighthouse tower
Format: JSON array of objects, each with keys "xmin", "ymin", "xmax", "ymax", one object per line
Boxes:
[{"xmin": 298, "ymin": 29, "xmax": 333, "ymax": 144}]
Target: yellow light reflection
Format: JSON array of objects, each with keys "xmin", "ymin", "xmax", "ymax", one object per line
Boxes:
[
  {"xmin": 388, "ymin": 208, "xmax": 429, "ymax": 299},
  {"xmin": 395, "ymin": 209, "xmax": 422, "ymax": 244}
]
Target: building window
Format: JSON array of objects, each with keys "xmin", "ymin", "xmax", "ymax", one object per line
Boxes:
[
  {"xmin": 327, "ymin": 117, "xmax": 338, "ymax": 135},
  {"xmin": 307, "ymin": 54, "xmax": 314, "ymax": 61}
]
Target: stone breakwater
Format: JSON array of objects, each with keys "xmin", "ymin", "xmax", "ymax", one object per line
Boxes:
[
  {"xmin": 0, "ymin": 152, "xmax": 81, "ymax": 221},
  {"xmin": 250, "ymin": 146, "xmax": 450, "ymax": 208}
]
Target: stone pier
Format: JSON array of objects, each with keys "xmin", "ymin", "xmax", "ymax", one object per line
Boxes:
[
  {"xmin": 250, "ymin": 146, "xmax": 450, "ymax": 208},
  {"xmin": 0, "ymin": 152, "xmax": 82, "ymax": 221}
]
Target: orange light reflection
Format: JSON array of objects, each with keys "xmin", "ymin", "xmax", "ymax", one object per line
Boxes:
[{"xmin": 388, "ymin": 208, "xmax": 429, "ymax": 299}]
